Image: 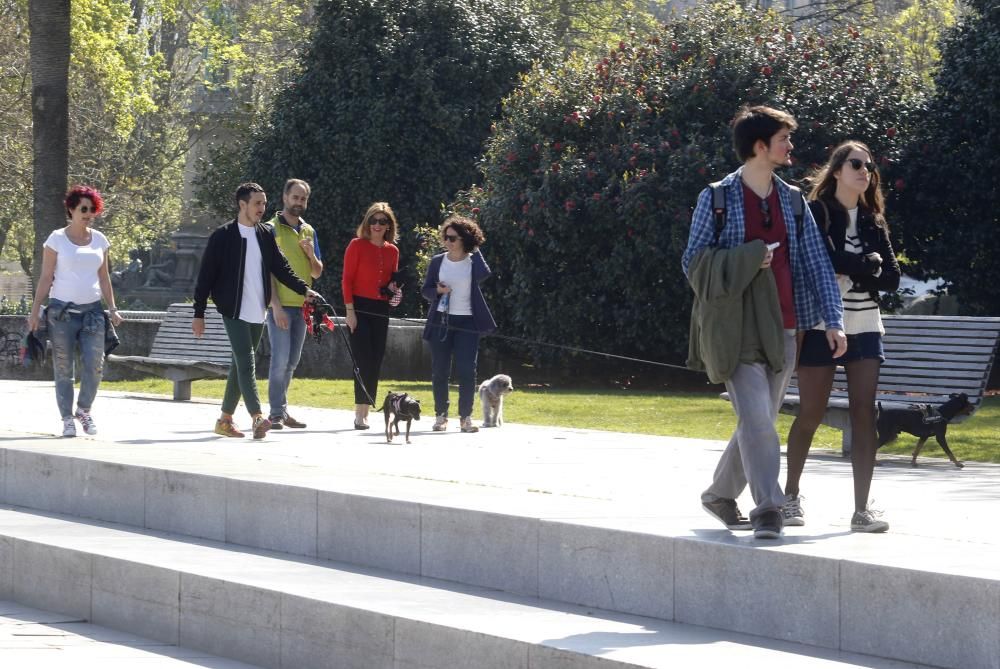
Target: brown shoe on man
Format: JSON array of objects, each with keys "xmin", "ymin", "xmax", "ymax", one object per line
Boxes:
[
  {"xmin": 252, "ymin": 415, "xmax": 272, "ymax": 440},
  {"xmin": 282, "ymin": 413, "xmax": 307, "ymax": 429}
]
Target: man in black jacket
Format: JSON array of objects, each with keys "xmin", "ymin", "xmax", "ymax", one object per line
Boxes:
[{"xmin": 192, "ymin": 182, "xmax": 319, "ymax": 439}]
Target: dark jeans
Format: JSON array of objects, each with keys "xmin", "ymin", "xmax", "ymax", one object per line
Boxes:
[
  {"xmin": 350, "ymin": 296, "xmax": 388, "ymax": 406},
  {"xmin": 221, "ymin": 316, "xmax": 265, "ymax": 416},
  {"xmin": 429, "ymin": 314, "xmax": 480, "ymax": 418}
]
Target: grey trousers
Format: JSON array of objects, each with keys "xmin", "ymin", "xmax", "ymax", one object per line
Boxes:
[{"xmin": 702, "ymin": 331, "xmax": 797, "ymax": 521}]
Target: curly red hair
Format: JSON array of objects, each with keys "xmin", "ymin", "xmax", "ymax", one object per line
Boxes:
[{"xmin": 65, "ymin": 185, "xmax": 104, "ymax": 216}]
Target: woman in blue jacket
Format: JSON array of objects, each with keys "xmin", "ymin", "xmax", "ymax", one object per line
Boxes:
[{"xmin": 421, "ymin": 216, "xmax": 496, "ymax": 433}]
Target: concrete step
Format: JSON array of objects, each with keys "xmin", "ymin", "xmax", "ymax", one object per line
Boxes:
[
  {"xmin": 0, "ymin": 505, "xmax": 935, "ymax": 669},
  {"xmin": 1, "ymin": 599, "xmax": 259, "ymax": 668},
  {"xmin": 1, "ymin": 441, "xmax": 997, "ymax": 669}
]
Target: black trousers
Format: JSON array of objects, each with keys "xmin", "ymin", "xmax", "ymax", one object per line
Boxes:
[{"xmin": 349, "ymin": 296, "xmax": 389, "ymax": 405}]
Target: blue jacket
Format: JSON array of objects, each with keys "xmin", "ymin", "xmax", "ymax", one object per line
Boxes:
[
  {"xmin": 421, "ymin": 250, "xmax": 497, "ymax": 339},
  {"xmin": 682, "ymin": 167, "xmax": 844, "ymax": 331}
]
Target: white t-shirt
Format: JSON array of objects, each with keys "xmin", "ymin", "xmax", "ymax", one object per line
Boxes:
[
  {"xmin": 437, "ymin": 255, "xmax": 473, "ymax": 316},
  {"xmin": 45, "ymin": 228, "xmax": 110, "ymax": 304},
  {"xmin": 238, "ymin": 224, "xmax": 266, "ymax": 324}
]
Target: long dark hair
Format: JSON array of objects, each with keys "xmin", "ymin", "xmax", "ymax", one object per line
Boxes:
[{"xmin": 806, "ymin": 141, "xmax": 886, "ymax": 222}]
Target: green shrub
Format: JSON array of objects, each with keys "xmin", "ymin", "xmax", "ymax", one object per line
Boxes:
[
  {"xmin": 470, "ymin": 1, "xmax": 920, "ymax": 372},
  {"xmin": 895, "ymin": 0, "xmax": 1000, "ymax": 315},
  {"xmin": 235, "ymin": 0, "xmax": 549, "ymax": 310}
]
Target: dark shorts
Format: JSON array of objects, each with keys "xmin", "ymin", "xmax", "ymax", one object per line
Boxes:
[{"xmin": 798, "ymin": 329, "xmax": 884, "ymax": 367}]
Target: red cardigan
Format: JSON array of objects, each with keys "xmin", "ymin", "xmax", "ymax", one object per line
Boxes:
[{"xmin": 341, "ymin": 237, "xmax": 399, "ymax": 304}]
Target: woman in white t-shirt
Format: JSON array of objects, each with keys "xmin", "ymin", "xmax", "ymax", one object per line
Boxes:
[
  {"xmin": 27, "ymin": 185, "xmax": 123, "ymax": 437},
  {"xmin": 420, "ymin": 216, "xmax": 497, "ymax": 433},
  {"xmin": 782, "ymin": 141, "xmax": 900, "ymax": 533}
]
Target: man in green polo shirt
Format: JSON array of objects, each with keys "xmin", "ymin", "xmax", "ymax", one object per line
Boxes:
[{"xmin": 266, "ymin": 178, "xmax": 323, "ymax": 428}]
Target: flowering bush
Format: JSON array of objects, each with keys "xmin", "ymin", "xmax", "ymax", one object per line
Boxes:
[{"xmin": 468, "ymin": 1, "xmax": 920, "ymax": 370}]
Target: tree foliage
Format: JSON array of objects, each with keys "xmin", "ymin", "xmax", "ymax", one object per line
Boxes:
[
  {"xmin": 466, "ymin": 1, "xmax": 921, "ymax": 371},
  {"xmin": 223, "ymin": 0, "xmax": 549, "ymax": 308},
  {"xmin": 895, "ymin": 0, "xmax": 1000, "ymax": 315}
]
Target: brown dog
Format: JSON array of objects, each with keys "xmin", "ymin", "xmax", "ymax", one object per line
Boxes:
[
  {"xmin": 379, "ymin": 392, "xmax": 421, "ymax": 444},
  {"xmin": 876, "ymin": 393, "xmax": 974, "ymax": 468}
]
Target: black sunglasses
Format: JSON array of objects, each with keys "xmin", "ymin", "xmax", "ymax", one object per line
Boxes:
[
  {"xmin": 845, "ymin": 158, "xmax": 876, "ymax": 172},
  {"xmin": 759, "ymin": 198, "xmax": 772, "ymax": 230},
  {"xmin": 371, "ymin": 217, "xmax": 389, "ymax": 226},
  {"xmin": 78, "ymin": 205, "xmax": 98, "ymax": 213}
]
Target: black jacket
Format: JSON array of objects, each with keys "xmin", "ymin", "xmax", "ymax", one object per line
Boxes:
[
  {"xmin": 193, "ymin": 219, "xmax": 309, "ymax": 319},
  {"xmin": 808, "ymin": 198, "xmax": 900, "ymax": 299}
]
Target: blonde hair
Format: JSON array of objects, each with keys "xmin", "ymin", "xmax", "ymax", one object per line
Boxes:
[{"xmin": 356, "ymin": 202, "xmax": 399, "ymax": 243}]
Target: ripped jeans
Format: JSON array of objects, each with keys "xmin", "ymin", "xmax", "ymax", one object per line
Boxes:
[{"xmin": 47, "ymin": 299, "xmax": 106, "ymax": 419}]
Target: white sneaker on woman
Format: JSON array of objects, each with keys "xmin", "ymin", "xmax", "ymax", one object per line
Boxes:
[
  {"xmin": 62, "ymin": 416, "xmax": 77, "ymax": 438},
  {"xmin": 432, "ymin": 415, "xmax": 448, "ymax": 431},
  {"xmin": 75, "ymin": 409, "xmax": 97, "ymax": 435}
]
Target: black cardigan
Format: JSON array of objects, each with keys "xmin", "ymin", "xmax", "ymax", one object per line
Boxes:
[
  {"xmin": 808, "ymin": 198, "xmax": 900, "ymax": 299},
  {"xmin": 193, "ymin": 219, "xmax": 309, "ymax": 319}
]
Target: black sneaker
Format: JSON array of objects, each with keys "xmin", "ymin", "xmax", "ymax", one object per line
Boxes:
[
  {"xmin": 702, "ymin": 498, "xmax": 753, "ymax": 530},
  {"xmin": 753, "ymin": 510, "xmax": 784, "ymax": 539},
  {"xmin": 269, "ymin": 416, "xmax": 284, "ymax": 430}
]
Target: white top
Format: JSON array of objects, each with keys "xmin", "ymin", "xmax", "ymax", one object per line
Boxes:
[
  {"xmin": 45, "ymin": 228, "xmax": 109, "ymax": 304},
  {"xmin": 437, "ymin": 255, "xmax": 473, "ymax": 316},
  {"xmin": 238, "ymin": 224, "xmax": 266, "ymax": 324},
  {"xmin": 813, "ymin": 208, "xmax": 884, "ymax": 336}
]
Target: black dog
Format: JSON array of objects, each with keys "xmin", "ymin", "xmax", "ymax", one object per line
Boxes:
[
  {"xmin": 876, "ymin": 393, "xmax": 975, "ymax": 468},
  {"xmin": 378, "ymin": 392, "xmax": 421, "ymax": 444}
]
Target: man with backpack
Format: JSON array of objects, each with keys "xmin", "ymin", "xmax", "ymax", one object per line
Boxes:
[{"xmin": 682, "ymin": 105, "xmax": 846, "ymax": 539}]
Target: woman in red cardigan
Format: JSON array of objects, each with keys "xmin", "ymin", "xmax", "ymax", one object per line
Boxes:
[{"xmin": 342, "ymin": 202, "xmax": 400, "ymax": 429}]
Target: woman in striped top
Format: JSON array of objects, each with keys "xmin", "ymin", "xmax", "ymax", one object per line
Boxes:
[{"xmin": 783, "ymin": 141, "xmax": 900, "ymax": 532}]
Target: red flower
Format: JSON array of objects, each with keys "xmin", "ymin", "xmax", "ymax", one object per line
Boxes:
[
  {"xmin": 886, "ymin": 127, "xmax": 897, "ymax": 139},
  {"xmin": 762, "ymin": 66, "xmax": 773, "ymax": 76}
]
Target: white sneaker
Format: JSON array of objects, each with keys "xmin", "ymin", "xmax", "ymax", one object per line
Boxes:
[
  {"xmin": 782, "ymin": 493, "xmax": 805, "ymax": 527},
  {"xmin": 75, "ymin": 409, "xmax": 97, "ymax": 436},
  {"xmin": 62, "ymin": 416, "xmax": 77, "ymax": 438},
  {"xmin": 432, "ymin": 414, "xmax": 448, "ymax": 431}
]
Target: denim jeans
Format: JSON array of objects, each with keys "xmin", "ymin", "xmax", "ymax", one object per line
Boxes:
[
  {"xmin": 47, "ymin": 299, "xmax": 105, "ymax": 419},
  {"xmin": 266, "ymin": 305, "xmax": 307, "ymax": 419},
  {"xmin": 429, "ymin": 314, "xmax": 480, "ymax": 418},
  {"xmin": 221, "ymin": 317, "xmax": 265, "ymax": 417}
]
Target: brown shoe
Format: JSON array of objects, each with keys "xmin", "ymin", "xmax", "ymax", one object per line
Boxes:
[
  {"xmin": 215, "ymin": 418, "xmax": 245, "ymax": 438},
  {"xmin": 282, "ymin": 413, "xmax": 307, "ymax": 429},
  {"xmin": 252, "ymin": 415, "xmax": 272, "ymax": 440}
]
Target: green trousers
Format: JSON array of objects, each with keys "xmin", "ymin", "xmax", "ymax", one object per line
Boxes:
[{"xmin": 221, "ymin": 316, "xmax": 265, "ymax": 416}]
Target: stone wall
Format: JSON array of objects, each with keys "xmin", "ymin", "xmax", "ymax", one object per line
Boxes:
[{"xmin": 0, "ymin": 314, "xmax": 434, "ymax": 383}]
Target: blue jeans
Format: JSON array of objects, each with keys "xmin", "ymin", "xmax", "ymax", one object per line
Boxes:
[
  {"xmin": 47, "ymin": 299, "xmax": 105, "ymax": 419},
  {"xmin": 266, "ymin": 305, "xmax": 307, "ymax": 419},
  {"xmin": 429, "ymin": 314, "xmax": 480, "ymax": 418}
]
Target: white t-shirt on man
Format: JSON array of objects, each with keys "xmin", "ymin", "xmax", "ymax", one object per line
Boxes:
[
  {"xmin": 44, "ymin": 227, "xmax": 110, "ymax": 304},
  {"xmin": 238, "ymin": 223, "xmax": 266, "ymax": 324}
]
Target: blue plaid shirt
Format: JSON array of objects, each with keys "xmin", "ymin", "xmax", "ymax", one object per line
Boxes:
[{"xmin": 682, "ymin": 167, "xmax": 843, "ymax": 331}]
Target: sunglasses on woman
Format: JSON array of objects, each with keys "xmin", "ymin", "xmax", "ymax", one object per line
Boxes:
[
  {"xmin": 845, "ymin": 158, "xmax": 876, "ymax": 172},
  {"xmin": 78, "ymin": 205, "xmax": 98, "ymax": 213},
  {"xmin": 371, "ymin": 217, "xmax": 389, "ymax": 226}
]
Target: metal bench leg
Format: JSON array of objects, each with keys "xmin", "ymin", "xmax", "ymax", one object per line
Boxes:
[
  {"xmin": 173, "ymin": 380, "xmax": 192, "ymax": 401},
  {"xmin": 841, "ymin": 424, "xmax": 852, "ymax": 458}
]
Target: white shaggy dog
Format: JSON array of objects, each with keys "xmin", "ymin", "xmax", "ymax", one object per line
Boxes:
[{"xmin": 478, "ymin": 374, "xmax": 513, "ymax": 427}]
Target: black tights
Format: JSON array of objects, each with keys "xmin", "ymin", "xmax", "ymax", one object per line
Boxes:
[{"xmin": 785, "ymin": 358, "xmax": 881, "ymax": 512}]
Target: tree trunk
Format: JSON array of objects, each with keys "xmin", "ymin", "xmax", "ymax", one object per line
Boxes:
[{"xmin": 28, "ymin": 0, "xmax": 71, "ymax": 284}]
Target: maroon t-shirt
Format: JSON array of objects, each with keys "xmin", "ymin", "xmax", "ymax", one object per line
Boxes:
[{"xmin": 742, "ymin": 182, "xmax": 796, "ymax": 329}]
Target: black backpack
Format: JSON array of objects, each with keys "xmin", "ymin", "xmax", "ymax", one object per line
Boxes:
[{"xmin": 709, "ymin": 181, "xmax": 805, "ymax": 245}]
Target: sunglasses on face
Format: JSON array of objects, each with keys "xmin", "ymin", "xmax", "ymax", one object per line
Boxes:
[
  {"xmin": 443, "ymin": 234, "xmax": 460, "ymax": 242},
  {"xmin": 759, "ymin": 198, "xmax": 772, "ymax": 230},
  {"xmin": 78, "ymin": 205, "xmax": 97, "ymax": 213},
  {"xmin": 371, "ymin": 217, "xmax": 389, "ymax": 226},
  {"xmin": 845, "ymin": 158, "xmax": 876, "ymax": 172}
]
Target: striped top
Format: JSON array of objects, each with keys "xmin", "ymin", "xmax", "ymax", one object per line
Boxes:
[{"xmin": 814, "ymin": 208, "xmax": 884, "ymax": 335}]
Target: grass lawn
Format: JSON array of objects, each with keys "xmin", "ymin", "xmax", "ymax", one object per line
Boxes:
[{"xmin": 101, "ymin": 378, "xmax": 1000, "ymax": 464}]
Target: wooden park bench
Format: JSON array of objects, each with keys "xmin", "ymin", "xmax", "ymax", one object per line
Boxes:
[
  {"xmin": 108, "ymin": 303, "xmax": 231, "ymax": 400},
  {"xmin": 780, "ymin": 315, "xmax": 1000, "ymax": 453}
]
